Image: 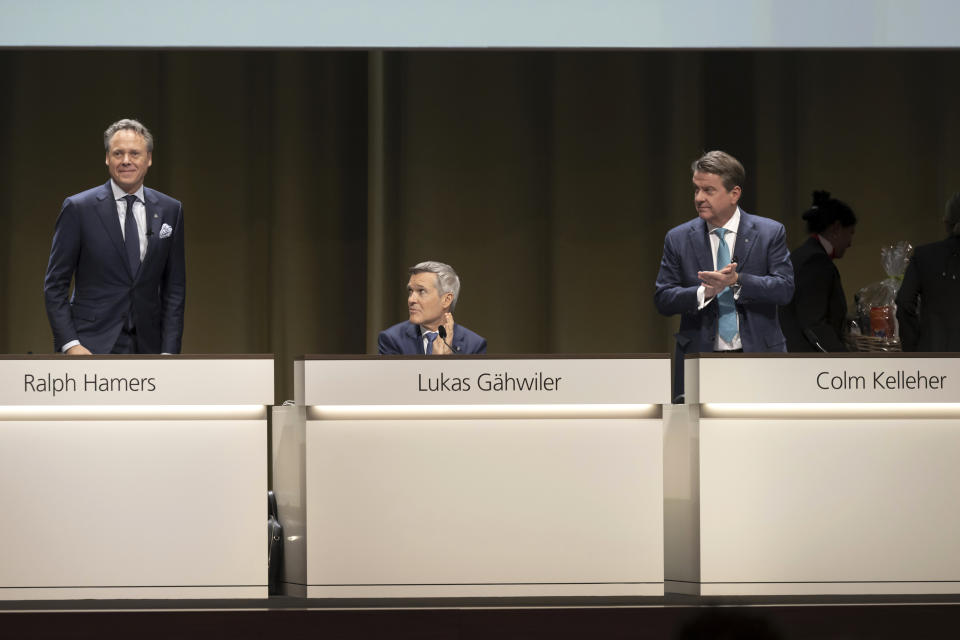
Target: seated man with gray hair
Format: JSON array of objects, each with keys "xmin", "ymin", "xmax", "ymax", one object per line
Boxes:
[{"xmin": 378, "ymin": 261, "xmax": 487, "ymax": 355}]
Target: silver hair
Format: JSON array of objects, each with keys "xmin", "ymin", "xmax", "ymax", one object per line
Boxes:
[
  {"xmin": 409, "ymin": 261, "xmax": 461, "ymax": 310},
  {"xmin": 945, "ymin": 192, "xmax": 960, "ymax": 237},
  {"xmin": 103, "ymin": 118, "xmax": 154, "ymax": 152}
]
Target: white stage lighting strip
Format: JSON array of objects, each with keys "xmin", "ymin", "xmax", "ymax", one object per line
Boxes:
[
  {"xmin": 307, "ymin": 403, "xmax": 660, "ymax": 421},
  {"xmin": 701, "ymin": 402, "xmax": 960, "ymax": 419},
  {"xmin": 0, "ymin": 405, "xmax": 267, "ymax": 420}
]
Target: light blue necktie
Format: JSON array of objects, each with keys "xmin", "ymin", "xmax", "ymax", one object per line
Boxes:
[
  {"xmin": 425, "ymin": 331, "xmax": 438, "ymax": 354},
  {"xmin": 714, "ymin": 228, "xmax": 738, "ymax": 343}
]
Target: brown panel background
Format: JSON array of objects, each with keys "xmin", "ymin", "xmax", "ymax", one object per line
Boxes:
[{"xmin": 2, "ymin": 50, "xmax": 959, "ymax": 399}]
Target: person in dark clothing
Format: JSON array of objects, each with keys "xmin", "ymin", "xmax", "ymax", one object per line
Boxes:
[
  {"xmin": 780, "ymin": 190, "xmax": 857, "ymax": 352},
  {"xmin": 897, "ymin": 192, "xmax": 960, "ymax": 351}
]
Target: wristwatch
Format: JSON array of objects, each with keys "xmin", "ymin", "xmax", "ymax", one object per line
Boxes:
[{"xmin": 730, "ymin": 271, "xmax": 742, "ymax": 295}]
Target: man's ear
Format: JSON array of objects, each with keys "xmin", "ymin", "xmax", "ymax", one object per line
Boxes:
[
  {"xmin": 730, "ymin": 185, "xmax": 742, "ymax": 205},
  {"xmin": 441, "ymin": 292, "xmax": 454, "ymax": 310}
]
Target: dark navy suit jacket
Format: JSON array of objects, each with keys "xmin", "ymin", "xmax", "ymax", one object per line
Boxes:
[
  {"xmin": 378, "ymin": 321, "xmax": 487, "ymax": 355},
  {"xmin": 44, "ymin": 181, "xmax": 186, "ymax": 354},
  {"xmin": 654, "ymin": 210, "xmax": 794, "ymax": 398},
  {"xmin": 896, "ymin": 236, "xmax": 960, "ymax": 351}
]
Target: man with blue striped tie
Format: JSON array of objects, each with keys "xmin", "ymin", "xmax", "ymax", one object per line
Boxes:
[
  {"xmin": 378, "ymin": 261, "xmax": 487, "ymax": 355},
  {"xmin": 654, "ymin": 151, "xmax": 794, "ymax": 402}
]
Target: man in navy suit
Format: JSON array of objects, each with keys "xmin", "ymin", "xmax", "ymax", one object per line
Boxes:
[
  {"xmin": 378, "ymin": 261, "xmax": 486, "ymax": 355},
  {"xmin": 654, "ymin": 151, "xmax": 794, "ymax": 401},
  {"xmin": 44, "ymin": 119, "xmax": 186, "ymax": 354},
  {"xmin": 897, "ymin": 191, "xmax": 960, "ymax": 351}
]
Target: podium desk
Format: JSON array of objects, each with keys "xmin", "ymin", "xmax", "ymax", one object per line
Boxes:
[
  {"xmin": 274, "ymin": 355, "xmax": 670, "ymax": 598},
  {"xmin": 666, "ymin": 353, "xmax": 960, "ymax": 596},
  {"xmin": 0, "ymin": 355, "xmax": 273, "ymax": 600}
]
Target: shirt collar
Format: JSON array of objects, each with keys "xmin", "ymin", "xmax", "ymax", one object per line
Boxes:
[
  {"xmin": 707, "ymin": 207, "xmax": 741, "ymax": 235},
  {"xmin": 815, "ymin": 233, "xmax": 835, "ymax": 258},
  {"xmin": 110, "ymin": 179, "xmax": 145, "ymax": 204}
]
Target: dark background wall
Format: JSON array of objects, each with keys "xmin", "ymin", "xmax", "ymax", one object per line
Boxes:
[{"xmin": 2, "ymin": 50, "xmax": 958, "ymax": 398}]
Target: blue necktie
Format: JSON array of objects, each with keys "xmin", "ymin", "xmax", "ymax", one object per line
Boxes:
[
  {"xmin": 714, "ymin": 228, "xmax": 737, "ymax": 343},
  {"xmin": 123, "ymin": 195, "xmax": 141, "ymax": 277},
  {"xmin": 425, "ymin": 331, "xmax": 438, "ymax": 354}
]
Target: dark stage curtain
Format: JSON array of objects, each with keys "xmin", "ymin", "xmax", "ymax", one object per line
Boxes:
[{"xmin": 2, "ymin": 50, "xmax": 959, "ymax": 398}]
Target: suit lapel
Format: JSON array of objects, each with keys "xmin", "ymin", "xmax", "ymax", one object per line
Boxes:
[
  {"xmin": 452, "ymin": 324, "xmax": 465, "ymax": 352},
  {"xmin": 140, "ymin": 190, "xmax": 163, "ymax": 275},
  {"xmin": 734, "ymin": 212, "xmax": 757, "ymax": 267},
  {"xmin": 404, "ymin": 322, "xmax": 423, "ymax": 354},
  {"xmin": 687, "ymin": 219, "xmax": 714, "ymax": 272},
  {"xmin": 94, "ymin": 184, "xmax": 134, "ymax": 279}
]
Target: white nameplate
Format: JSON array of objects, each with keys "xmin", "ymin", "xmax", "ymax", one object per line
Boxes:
[
  {"xmin": 299, "ymin": 357, "xmax": 670, "ymax": 406},
  {"xmin": 0, "ymin": 358, "xmax": 274, "ymax": 406},
  {"xmin": 691, "ymin": 356, "xmax": 960, "ymax": 403}
]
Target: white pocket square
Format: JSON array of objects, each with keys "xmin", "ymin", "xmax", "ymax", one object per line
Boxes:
[{"xmin": 158, "ymin": 223, "xmax": 173, "ymax": 239}]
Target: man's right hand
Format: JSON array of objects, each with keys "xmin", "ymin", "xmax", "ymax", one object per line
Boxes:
[
  {"xmin": 66, "ymin": 345, "xmax": 92, "ymax": 355},
  {"xmin": 699, "ymin": 263, "xmax": 738, "ymax": 299},
  {"xmin": 433, "ymin": 313, "xmax": 456, "ymax": 355}
]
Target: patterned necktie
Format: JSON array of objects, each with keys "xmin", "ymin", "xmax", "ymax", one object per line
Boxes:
[
  {"xmin": 425, "ymin": 331, "xmax": 438, "ymax": 354},
  {"xmin": 123, "ymin": 194, "xmax": 141, "ymax": 276},
  {"xmin": 714, "ymin": 228, "xmax": 738, "ymax": 343}
]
